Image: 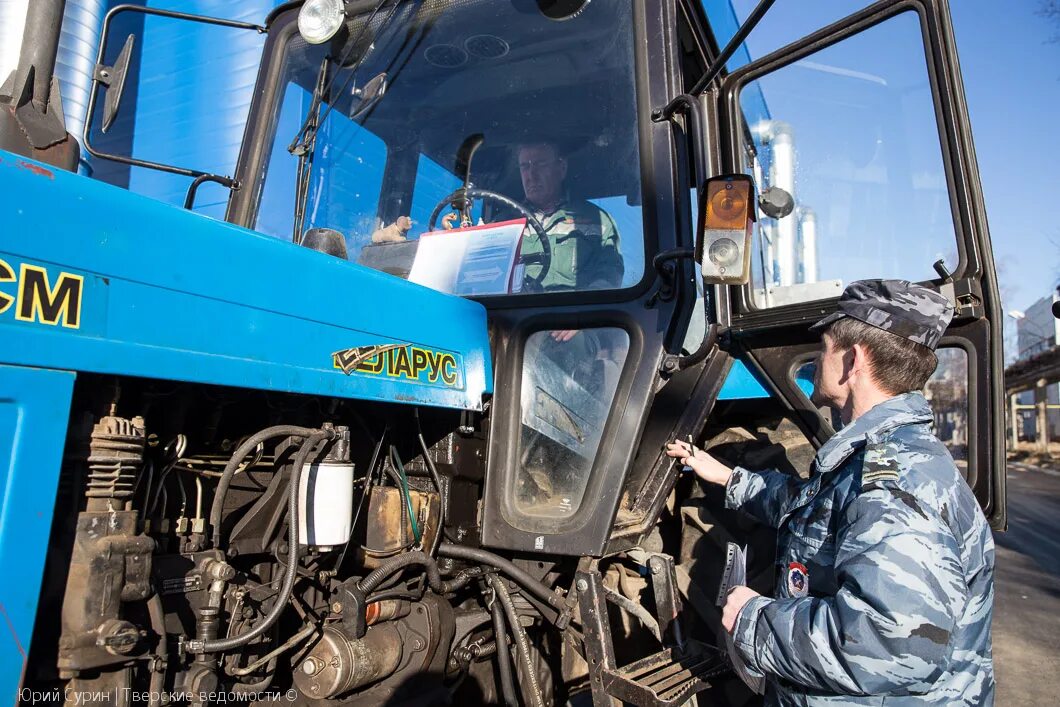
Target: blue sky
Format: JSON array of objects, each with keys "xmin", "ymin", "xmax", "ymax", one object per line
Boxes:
[{"xmin": 721, "ymin": 0, "xmax": 1060, "ymax": 354}]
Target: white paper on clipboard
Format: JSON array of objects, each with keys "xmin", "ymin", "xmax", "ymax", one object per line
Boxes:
[
  {"xmin": 407, "ymin": 218, "xmax": 526, "ymax": 296},
  {"xmin": 719, "ymin": 542, "xmax": 766, "ymax": 694}
]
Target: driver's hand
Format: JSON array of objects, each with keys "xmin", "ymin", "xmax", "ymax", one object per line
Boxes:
[{"xmin": 550, "ymin": 330, "xmax": 578, "ymax": 342}]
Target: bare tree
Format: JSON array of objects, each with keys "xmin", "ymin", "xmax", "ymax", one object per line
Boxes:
[{"xmin": 1041, "ymin": 0, "xmax": 1060, "ymax": 42}]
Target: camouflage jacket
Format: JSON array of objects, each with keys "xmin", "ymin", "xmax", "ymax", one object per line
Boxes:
[
  {"xmin": 725, "ymin": 392, "xmax": 995, "ymax": 706},
  {"xmin": 518, "ymin": 199, "xmax": 623, "ymax": 292}
]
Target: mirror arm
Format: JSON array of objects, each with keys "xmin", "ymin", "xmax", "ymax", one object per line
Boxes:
[
  {"xmin": 82, "ymin": 4, "xmax": 264, "ymax": 183},
  {"xmin": 660, "ymin": 323, "xmax": 719, "ymax": 377},
  {"xmin": 652, "ymin": 94, "xmax": 706, "ymax": 187},
  {"xmin": 184, "ymin": 174, "xmax": 239, "ymax": 210},
  {"xmin": 690, "ymin": 0, "xmax": 776, "ymax": 96}
]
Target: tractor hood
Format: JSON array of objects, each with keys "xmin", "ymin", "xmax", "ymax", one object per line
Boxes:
[{"xmin": 0, "ymin": 150, "xmax": 492, "ymax": 410}]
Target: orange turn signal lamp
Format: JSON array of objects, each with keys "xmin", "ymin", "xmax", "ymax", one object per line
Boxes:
[{"xmin": 697, "ymin": 174, "xmax": 756, "ymax": 285}]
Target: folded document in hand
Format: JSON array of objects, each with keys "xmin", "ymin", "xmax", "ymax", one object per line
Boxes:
[{"xmin": 718, "ymin": 542, "xmax": 766, "ymax": 694}]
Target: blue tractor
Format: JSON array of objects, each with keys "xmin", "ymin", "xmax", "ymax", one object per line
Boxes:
[{"xmin": 0, "ymin": 0, "xmax": 1005, "ymax": 704}]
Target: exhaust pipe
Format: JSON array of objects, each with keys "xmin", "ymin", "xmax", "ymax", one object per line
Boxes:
[{"xmin": 0, "ymin": 0, "xmax": 80, "ymax": 170}]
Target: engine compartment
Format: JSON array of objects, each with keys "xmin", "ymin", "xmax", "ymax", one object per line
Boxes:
[
  {"xmin": 20, "ymin": 366, "xmax": 763, "ymax": 707},
  {"xmin": 22, "ymin": 373, "xmax": 572, "ymax": 705}
]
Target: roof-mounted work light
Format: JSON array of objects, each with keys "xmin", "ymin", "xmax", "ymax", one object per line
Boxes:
[
  {"xmin": 299, "ymin": 0, "xmax": 346, "ymax": 45},
  {"xmin": 697, "ymin": 174, "xmax": 756, "ymax": 285}
]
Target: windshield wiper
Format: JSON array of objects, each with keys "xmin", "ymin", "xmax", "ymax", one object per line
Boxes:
[{"xmin": 291, "ymin": 57, "xmax": 329, "ymax": 243}]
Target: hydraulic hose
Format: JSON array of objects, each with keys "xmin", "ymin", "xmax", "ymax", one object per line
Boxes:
[
  {"xmin": 490, "ymin": 591, "xmax": 518, "ymax": 707},
  {"xmin": 414, "ymin": 408, "xmax": 448, "ymax": 555},
  {"xmin": 210, "ymin": 425, "xmax": 324, "ymax": 548},
  {"xmin": 438, "ymin": 543, "xmax": 565, "ymax": 613},
  {"xmin": 188, "ymin": 433, "xmax": 325, "ymax": 654},
  {"xmin": 358, "ymin": 551, "xmax": 448, "ymax": 595},
  {"xmin": 490, "ymin": 575, "xmax": 545, "ymax": 707}
]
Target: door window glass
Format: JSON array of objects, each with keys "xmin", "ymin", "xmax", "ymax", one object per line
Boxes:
[
  {"xmin": 736, "ymin": 12, "xmax": 958, "ymax": 308},
  {"xmin": 794, "ymin": 346, "xmax": 969, "ymax": 466},
  {"xmin": 515, "ymin": 328, "xmax": 629, "ymax": 521},
  {"xmin": 924, "ymin": 347, "xmax": 969, "ymax": 468}
]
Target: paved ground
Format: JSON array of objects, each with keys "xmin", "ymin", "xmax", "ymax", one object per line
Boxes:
[{"xmin": 993, "ymin": 460, "xmax": 1060, "ymax": 705}]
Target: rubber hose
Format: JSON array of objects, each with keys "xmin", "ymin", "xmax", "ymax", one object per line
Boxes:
[
  {"xmin": 490, "ymin": 589, "xmax": 518, "ymax": 707},
  {"xmin": 490, "ymin": 575, "xmax": 545, "ymax": 707},
  {"xmin": 189, "ymin": 433, "xmax": 324, "ymax": 653},
  {"xmin": 440, "ymin": 566, "xmax": 484, "ymax": 593},
  {"xmin": 603, "ymin": 585, "xmax": 662, "ymax": 641},
  {"xmin": 438, "ymin": 543, "xmax": 565, "ymax": 613},
  {"xmin": 210, "ymin": 425, "xmax": 323, "ymax": 547},
  {"xmin": 357, "ymin": 551, "xmax": 444, "ymax": 594},
  {"xmin": 414, "ymin": 415, "xmax": 447, "ymax": 555},
  {"xmin": 231, "ymin": 658, "xmax": 276, "ymax": 693},
  {"xmin": 146, "ymin": 593, "xmax": 167, "ymax": 707}
]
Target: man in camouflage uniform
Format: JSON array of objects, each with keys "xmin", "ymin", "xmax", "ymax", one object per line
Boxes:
[
  {"xmin": 667, "ymin": 279, "xmax": 995, "ymax": 706},
  {"xmin": 513, "ymin": 141, "xmax": 624, "ymax": 293}
]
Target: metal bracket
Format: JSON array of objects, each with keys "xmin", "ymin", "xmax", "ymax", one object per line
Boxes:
[
  {"xmin": 576, "ymin": 570, "xmax": 620, "ymax": 707},
  {"xmin": 646, "ymin": 248, "xmax": 695, "ymax": 307},
  {"xmin": 648, "ymin": 554, "xmax": 685, "ymax": 651},
  {"xmin": 938, "ymin": 277, "xmax": 984, "ymax": 321}
]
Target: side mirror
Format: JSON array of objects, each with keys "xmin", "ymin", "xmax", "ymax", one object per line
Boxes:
[
  {"xmin": 84, "ymin": 6, "xmax": 266, "ymax": 208},
  {"xmin": 349, "ymin": 72, "xmax": 387, "ymax": 121},
  {"xmin": 696, "ymin": 174, "xmax": 756, "ymax": 285},
  {"xmin": 758, "ymin": 185, "xmax": 795, "ymax": 219},
  {"xmin": 97, "ymin": 34, "xmax": 134, "ymax": 133}
]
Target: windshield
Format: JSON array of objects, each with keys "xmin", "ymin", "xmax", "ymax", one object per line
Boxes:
[{"xmin": 252, "ymin": 0, "xmax": 645, "ymax": 297}]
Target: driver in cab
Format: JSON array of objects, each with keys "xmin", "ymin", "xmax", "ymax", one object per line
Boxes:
[{"xmin": 513, "ymin": 140, "xmax": 624, "ymax": 297}]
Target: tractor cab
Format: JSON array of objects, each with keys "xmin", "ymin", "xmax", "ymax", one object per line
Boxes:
[{"xmin": 84, "ymin": 0, "xmax": 1006, "ymax": 558}]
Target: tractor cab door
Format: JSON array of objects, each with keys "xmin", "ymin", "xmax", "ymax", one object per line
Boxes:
[{"xmin": 713, "ymin": 0, "xmax": 1005, "ymax": 526}]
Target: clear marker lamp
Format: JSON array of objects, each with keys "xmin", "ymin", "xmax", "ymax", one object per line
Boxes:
[{"xmin": 299, "ymin": 0, "xmax": 346, "ymax": 45}]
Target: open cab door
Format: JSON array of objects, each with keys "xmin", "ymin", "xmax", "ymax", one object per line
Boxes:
[{"xmin": 712, "ymin": 0, "xmax": 1005, "ymax": 527}]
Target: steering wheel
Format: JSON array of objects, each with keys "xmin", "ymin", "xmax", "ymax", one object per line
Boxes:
[{"xmin": 427, "ymin": 187, "xmax": 553, "ymax": 290}]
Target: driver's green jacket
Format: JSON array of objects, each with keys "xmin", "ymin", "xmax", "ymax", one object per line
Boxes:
[{"xmin": 518, "ymin": 199, "xmax": 624, "ymax": 292}]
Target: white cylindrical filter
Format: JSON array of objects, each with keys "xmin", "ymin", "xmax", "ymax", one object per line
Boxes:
[{"xmin": 299, "ymin": 460, "xmax": 355, "ymax": 550}]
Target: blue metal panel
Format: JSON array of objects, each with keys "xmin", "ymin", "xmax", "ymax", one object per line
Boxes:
[
  {"xmin": 718, "ymin": 358, "xmax": 770, "ymax": 400},
  {"xmin": 0, "ymin": 365, "xmax": 75, "ymax": 699},
  {"xmin": 0, "ymin": 150, "xmax": 492, "ymax": 410},
  {"xmin": 718, "ymin": 359, "xmax": 815, "ymax": 400}
]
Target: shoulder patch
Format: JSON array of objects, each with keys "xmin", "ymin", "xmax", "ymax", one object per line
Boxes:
[{"xmin": 860, "ymin": 439, "xmax": 900, "ymax": 487}]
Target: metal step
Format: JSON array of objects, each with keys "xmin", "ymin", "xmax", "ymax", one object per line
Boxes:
[{"xmin": 601, "ymin": 645, "xmax": 728, "ymax": 707}]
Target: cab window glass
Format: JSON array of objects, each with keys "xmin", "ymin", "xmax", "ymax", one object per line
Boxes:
[
  {"xmin": 736, "ymin": 12, "xmax": 958, "ymax": 308},
  {"xmin": 515, "ymin": 328, "xmax": 629, "ymax": 523},
  {"xmin": 256, "ymin": 80, "xmax": 386, "ymax": 243},
  {"xmin": 408, "ymin": 155, "xmax": 482, "ymax": 236},
  {"xmin": 254, "ymin": 0, "xmax": 644, "ymax": 297}
]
